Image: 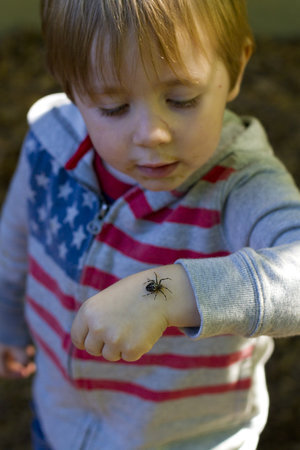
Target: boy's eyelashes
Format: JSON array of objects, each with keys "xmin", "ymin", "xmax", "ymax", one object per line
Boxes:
[
  {"xmin": 98, "ymin": 96, "xmax": 201, "ymax": 117},
  {"xmin": 167, "ymin": 96, "xmax": 201, "ymax": 109},
  {"xmin": 99, "ymin": 104, "xmax": 129, "ymax": 117}
]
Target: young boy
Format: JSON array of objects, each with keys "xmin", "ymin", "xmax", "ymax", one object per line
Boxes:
[{"xmin": 0, "ymin": 0, "xmax": 299, "ymax": 448}]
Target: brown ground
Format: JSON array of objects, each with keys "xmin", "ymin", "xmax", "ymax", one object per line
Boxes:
[{"xmin": 0, "ymin": 31, "xmax": 299, "ymax": 449}]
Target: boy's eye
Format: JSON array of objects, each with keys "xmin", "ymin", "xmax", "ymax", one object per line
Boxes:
[
  {"xmin": 167, "ymin": 96, "xmax": 200, "ymax": 109},
  {"xmin": 98, "ymin": 95, "xmax": 200, "ymax": 117},
  {"xmin": 99, "ymin": 104, "xmax": 129, "ymax": 117}
]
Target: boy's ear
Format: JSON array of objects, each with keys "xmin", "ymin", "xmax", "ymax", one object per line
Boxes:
[{"xmin": 227, "ymin": 39, "xmax": 253, "ymax": 102}]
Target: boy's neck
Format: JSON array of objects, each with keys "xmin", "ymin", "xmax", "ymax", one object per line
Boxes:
[
  {"xmin": 102, "ymin": 159, "xmax": 136, "ymax": 185},
  {"xmin": 93, "ymin": 152, "xmax": 136, "ymax": 203}
]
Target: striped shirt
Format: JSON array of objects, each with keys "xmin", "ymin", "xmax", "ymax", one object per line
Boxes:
[{"xmin": 0, "ymin": 93, "xmax": 300, "ymax": 449}]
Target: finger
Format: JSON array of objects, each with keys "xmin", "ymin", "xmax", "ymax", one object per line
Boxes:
[
  {"xmin": 0, "ymin": 348, "xmax": 21, "ymax": 378},
  {"xmin": 0, "ymin": 346, "xmax": 36, "ymax": 379},
  {"xmin": 13, "ymin": 347, "xmax": 32, "ymax": 366},
  {"xmin": 121, "ymin": 342, "xmax": 153, "ymax": 362},
  {"xmin": 3, "ymin": 352, "xmax": 27, "ymax": 378},
  {"xmin": 26, "ymin": 345, "xmax": 36, "ymax": 358},
  {"xmin": 19, "ymin": 345, "xmax": 36, "ymax": 378},
  {"xmin": 18, "ymin": 361, "xmax": 36, "ymax": 378},
  {"xmin": 101, "ymin": 344, "xmax": 122, "ymax": 362},
  {"xmin": 121, "ymin": 349, "xmax": 143, "ymax": 362},
  {"xmin": 83, "ymin": 333, "xmax": 104, "ymax": 357},
  {"xmin": 71, "ymin": 314, "xmax": 89, "ymax": 349},
  {"xmin": 6, "ymin": 359, "xmax": 28, "ymax": 378},
  {"xmin": 6, "ymin": 346, "xmax": 36, "ymax": 378}
]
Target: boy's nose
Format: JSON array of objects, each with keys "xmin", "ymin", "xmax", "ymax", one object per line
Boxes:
[{"xmin": 132, "ymin": 109, "xmax": 172, "ymax": 148}]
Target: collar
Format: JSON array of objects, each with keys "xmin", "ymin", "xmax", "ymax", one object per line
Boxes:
[{"xmin": 93, "ymin": 152, "xmax": 135, "ymax": 202}]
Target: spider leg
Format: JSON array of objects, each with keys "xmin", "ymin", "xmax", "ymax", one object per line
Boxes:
[
  {"xmin": 159, "ymin": 277, "xmax": 172, "ymax": 282},
  {"xmin": 164, "ymin": 286, "xmax": 172, "ymax": 294},
  {"xmin": 160, "ymin": 290, "xmax": 168, "ymax": 300}
]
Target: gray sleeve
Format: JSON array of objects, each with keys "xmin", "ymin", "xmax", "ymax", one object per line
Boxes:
[
  {"xmin": 0, "ymin": 136, "xmax": 32, "ymax": 347},
  {"xmin": 178, "ymin": 158, "xmax": 300, "ymax": 339}
]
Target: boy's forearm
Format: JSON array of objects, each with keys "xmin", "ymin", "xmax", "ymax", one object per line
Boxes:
[{"xmin": 179, "ymin": 243, "xmax": 300, "ymax": 339}]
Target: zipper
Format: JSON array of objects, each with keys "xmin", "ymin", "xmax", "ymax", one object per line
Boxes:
[
  {"xmin": 68, "ymin": 195, "xmax": 110, "ymax": 379},
  {"xmin": 87, "ymin": 196, "xmax": 110, "ymax": 235}
]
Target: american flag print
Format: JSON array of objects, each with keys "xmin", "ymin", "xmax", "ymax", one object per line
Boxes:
[{"xmin": 26, "ymin": 132, "xmax": 100, "ymax": 281}]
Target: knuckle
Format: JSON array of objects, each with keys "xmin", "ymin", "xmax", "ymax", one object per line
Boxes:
[
  {"xmin": 70, "ymin": 329, "xmax": 80, "ymax": 345},
  {"xmin": 121, "ymin": 344, "xmax": 145, "ymax": 362},
  {"xmin": 122, "ymin": 351, "xmax": 140, "ymax": 362},
  {"xmin": 79, "ymin": 302, "xmax": 95, "ymax": 324},
  {"xmin": 102, "ymin": 345, "xmax": 121, "ymax": 362},
  {"xmin": 70, "ymin": 330, "xmax": 85, "ymax": 349},
  {"xmin": 120, "ymin": 351, "xmax": 135, "ymax": 362},
  {"xmin": 107, "ymin": 333, "xmax": 121, "ymax": 347},
  {"xmin": 85, "ymin": 345, "xmax": 102, "ymax": 357},
  {"xmin": 84, "ymin": 336, "xmax": 103, "ymax": 356},
  {"xmin": 72, "ymin": 338, "xmax": 85, "ymax": 350}
]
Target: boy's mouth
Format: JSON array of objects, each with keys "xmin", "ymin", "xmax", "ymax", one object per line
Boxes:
[{"xmin": 136, "ymin": 161, "xmax": 179, "ymax": 178}]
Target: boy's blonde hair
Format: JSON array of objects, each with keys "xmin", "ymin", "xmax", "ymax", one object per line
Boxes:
[{"xmin": 41, "ymin": 0, "xmax": 254, "ymax": 100}]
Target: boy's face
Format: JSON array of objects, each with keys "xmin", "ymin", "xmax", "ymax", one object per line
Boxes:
[{"xmin": 74, "ymin": 34, "xmax": 241, "ymax": 191}]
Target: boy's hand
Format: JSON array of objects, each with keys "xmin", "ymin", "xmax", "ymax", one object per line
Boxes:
[
  {"xmin": 71, "ymin": 264, "xmax": 199, "ymax": 362},
  {"xmin": 71, "ymin": 270, "xmax": 169, "ymax": 361},
  {"xmin": 0, "ymin": 344, "xmax": 36, "ymax": 378}
]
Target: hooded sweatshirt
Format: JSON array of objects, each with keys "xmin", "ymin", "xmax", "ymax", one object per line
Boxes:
[{"xmin": 0, "ymin": 93, "xmax": 299, "ymax": 449}]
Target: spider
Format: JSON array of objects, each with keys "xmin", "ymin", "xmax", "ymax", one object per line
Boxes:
[{"xmin": 143, "ymin": 272, "xmax": 172, "ymax": 300}]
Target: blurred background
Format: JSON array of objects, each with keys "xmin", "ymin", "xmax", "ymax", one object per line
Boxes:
[{"xmin": 0, "ymin": 0, "xmax": 299, "ymax": 448}]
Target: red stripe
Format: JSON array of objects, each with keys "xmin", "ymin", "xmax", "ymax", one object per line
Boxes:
[
  {"xmin": 125, "ymin": 190, "xmax": 220, "ymax": 227},
  {"xmin": 28, "ymin": 296, "xmax": 66, "ymax": 339},
  {"xmin": 94, "ymin": 153, "xmax": 133, "ymax": 200},
  {"xmin": 202, "ymin": 166, "xmax": 235, "ymax": 183},
  {"xmin": 33, "ymin": 330, "xmax": 251, "ymax": 402},
  {"xmin": 81, "ymin": 266, "xmax": 120, "ymax": 290},
  {"xmin": 31, "ymin": 329, "xmax": 69, "ymax": 381},
  {"xmin": 164, "ymin": 206, "xmax": 220, "ymax": 227},
  {"xmin": 29, "ymin": 257, "xmax": 79, "ymax": 311},
  {"xmin": 64, "ymin": 135, "xmax": 93, "ymax": 170},
  {"xmin": 75, "ymin": 377, "xmax": 251, "ymax": 401},
  {"xmin": 98, "ymin": 223, "xmax": 229, "ymax": 264},
  {"xmin": 137, "ymin": 347, "xmax": 254, "ymax": 368},
  {"xmin": 124, "ymin": 189, "xmax": 153, "ymax": 218},
  {"xmin": 74, "ymin": 346, "xmax": 254, "ymax": 369},
  {"xmin": 163, "ymin": 327, "xmax": 184, "ymax": 336},
  {"xmin": 28, "ymin": 297, "xmax": 76, "ymax": 358}
]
